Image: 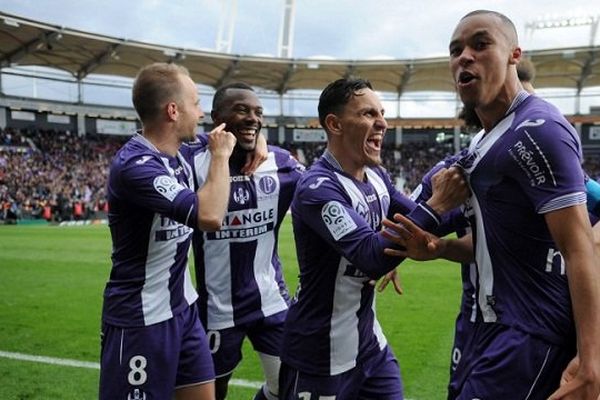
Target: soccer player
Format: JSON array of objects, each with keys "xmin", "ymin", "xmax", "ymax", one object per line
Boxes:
[
  {"xmin": 188, "ymin": 82, "xmax": 304, "ymax": 400},
  {"xmin": 278, "ymin": 77, "xmax": 469, "ymax": 399},
  {"xmin": 410, "ymin": 57, "xmax": 543, "ymax": 392},
  {"xmin": 384, "ymin": 10, "xmax": 600, "ymax": 399},
  {"xmin": 99, "ymin": 62, "xmax": 236, "ymax": 400}
]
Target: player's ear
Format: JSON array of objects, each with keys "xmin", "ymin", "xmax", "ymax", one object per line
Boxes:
[
  {"xmin": 509, "ymin": 46, "xmax": 521, "ymax": 65},
  {"xmin": 166, "ymin": 101, "xmax": 179, "ymax": 121},
  {"xmin": 324, "ymin": 114, "xmax": 342, "ymax": 136}
]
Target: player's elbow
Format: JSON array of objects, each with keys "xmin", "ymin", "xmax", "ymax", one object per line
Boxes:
[{"xmin": 197, "ymin": 213, "xmax": 223, "ymax": 232}]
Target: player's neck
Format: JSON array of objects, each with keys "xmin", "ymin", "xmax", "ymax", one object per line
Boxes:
[
  {"xmin": 478, "ymin": 81, "xmax": 522, "ymax": 133},
  {"xmin": 325, "ymin": 147, "xmax": 365, "ymax": 181},
  {"xmin": 230, "ymin": 146, "xmax": 250, "ymax": 169},
  {"xmin": 141, "ymin": 125, "xmax": 180, "ymax": 156}
]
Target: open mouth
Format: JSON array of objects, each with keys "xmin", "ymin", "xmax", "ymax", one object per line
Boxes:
[
  {"xmin": 457, "ymin": 71, "xmax": 476, "ymax": 86},
  {"xmin": 366, "ymin": 135, "xmax": 383, "ymax": 152},
  {"xmin": 237, "ymin": 128, "xmax": 258, "ymax": 141}
]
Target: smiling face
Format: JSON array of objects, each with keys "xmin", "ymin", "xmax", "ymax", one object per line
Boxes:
[
  {"xmin": 212, "ymin": 88, "xmax": 263, "ymax": 151},
  {"xmin": 449, "ymin": 12, "xmax": 520, "ymax": 112},
  {"xmin": 329, "ymin": 88, "xmax": 387, "ymax": 177}
]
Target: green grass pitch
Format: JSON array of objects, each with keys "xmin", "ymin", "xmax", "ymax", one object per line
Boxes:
[{"xmin": 0, "ymin": 218, "xmax": 461, "ymax": 399}]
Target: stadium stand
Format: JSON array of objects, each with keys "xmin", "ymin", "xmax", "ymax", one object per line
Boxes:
[
  {"xmin": 0, "ymin": 127, "xmax": 123, "ymax": 223},
  {"xmin": 0, "ymin": 125, "xmax": 459, "ymax": 222},
  {"xmin": 6, "ymin": 124, "xmax": 596, "ymax": 224}
]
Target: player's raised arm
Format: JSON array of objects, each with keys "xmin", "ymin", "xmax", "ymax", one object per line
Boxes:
[{"xmin": 196, "ymin": 122, "xmax": 236, "ymax": 231}]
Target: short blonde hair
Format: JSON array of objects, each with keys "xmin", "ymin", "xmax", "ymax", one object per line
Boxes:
[{"xmin": 132, "ymin": 62, "xmax": 190, "ymax": 123}]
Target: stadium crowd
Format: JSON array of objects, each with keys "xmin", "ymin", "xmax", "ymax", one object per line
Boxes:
[
  {"xmin": 1, "ymin": 126, "xmax": 599, "ymax": 223},
  {"xmin": 0, "ymin": 127, "xmax": 123, "ymax": 223}
]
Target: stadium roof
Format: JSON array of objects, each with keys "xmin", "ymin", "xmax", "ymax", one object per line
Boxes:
[{"xmin": 1, "ymin": 11, "xmax": 600, "ymax": 95}]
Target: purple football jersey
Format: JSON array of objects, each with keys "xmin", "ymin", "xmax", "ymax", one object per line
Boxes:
[
  {"xmin": 103, "ymin": 134, "xmax": 200, "ymax": 327},
  {"xmin": 189, "ymin": 144, "xmax": 304, "ymax": 330},
  {"xmin": 281, "ymin": 150, "xmax": 441, "ymax": 376},
  {"xmin": 455, "ymin": 93, "xmax": 585, "ymax": 345}
]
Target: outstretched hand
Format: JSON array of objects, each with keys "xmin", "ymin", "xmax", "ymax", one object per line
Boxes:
[
  {"xmin": 377, "ymin": 268, "xmax": 403, "ymax": 295},
  {"xmin": 381, "ymin": 213, "xmax": 443, "ymax": 261}
]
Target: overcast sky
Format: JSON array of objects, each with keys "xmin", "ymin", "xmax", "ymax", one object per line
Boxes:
[
  {"xmin": 2, "ymin": 0, "xmax": 599, "ymax": 59},
  {"xmin": 1, "ymin": 1, "xmax": 600, "ymax": 116}
]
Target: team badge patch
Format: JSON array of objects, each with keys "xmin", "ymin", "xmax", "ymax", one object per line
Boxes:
[
  {"xmin": 322, "ymin": 201, "xmax": 357, "ymax": 240},
  {"xmin": 258, "ymin": 175, "xmax": 278, "ymax": 195},
  {"xmin": 233, "ymin": 187, "xmax": 250, "ymax": 204},
  {"xmin": 153, "ymin": 175, "xmax": 185, "ymax": 201}
]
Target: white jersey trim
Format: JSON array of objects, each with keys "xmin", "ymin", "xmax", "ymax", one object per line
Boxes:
[{"xmin": 464, "ymin": 114, "xmax": 516, "ymax": 323}]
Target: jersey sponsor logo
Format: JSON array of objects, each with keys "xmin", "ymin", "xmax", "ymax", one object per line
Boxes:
[
  {"xmin": 233, "ymin": 187, "xmax": 251, "ymax": 205},
  {"xmin": 258, "ymin": 175, "xmax": 278, "ymax": 195},
  {"xmin": 508, "ymin": 140, "xmax": 548, "ymax": 186},
  {"xmin": 322, "ymin": 201, "xmax": 357, "ymax": 240},
  {"xmin": 222, "ymin": 208, "xmax": 275, "ymax": 226},
  {"xmin": 208, "ymin": 208, "xmax": 276, "ymax": 240},
  {"xmin": 515, "ymin": 118, "xmax": 545, "ymax": 131},
  {"xmin": 155, "ymin": 225, "xmax": 192, "ymax": 241},
  {"xmin": 230, "ymin": 175, "xmax": 251, "ymax": 182},
  {"xmin": 136, "ymin": 155, "xmax": 152, "ymax": 165},
  {"xmin": 309, "ymin": 177, "xmax": 330, "ymax": 189},
  {"xmin": 207, "ymin": 222, "xmax": 274, "ymax": 240},
  {"xmin": 153, "ymin": 175, "xmax": 185, "ymax": 201}
]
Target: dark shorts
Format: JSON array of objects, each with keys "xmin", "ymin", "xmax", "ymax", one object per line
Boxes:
[
  {"xmin": 99, "ymin": 304, "xmax": 215, "ymax": 400},
  {"xmin": 448, "ymin": 322, "xmax": 575, "ymax": 400},
  {"xmin": 279, "ymin": 345, "xmax": 403, "ymax": 400},
  {"xmin": 206, "ymin": 310, "xmax": 286, "ymax": 377},
  {"xmin": 449, "ymin": 312, "xmax": 474, "ymax": 376}
]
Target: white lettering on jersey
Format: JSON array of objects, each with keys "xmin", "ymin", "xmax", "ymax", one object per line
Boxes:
[
  {"xmin": 309, "ymin": 177, "xmax": 330, "ymax": 189},
  {"xmin": 153, "ymin": 175, "xmax": 185, "ymax": 201},
  {"xmin": 322, "ymin": 201, "xmax": 357, "ymax": 240},
  {"xmin": 230, "ymin": 175, "xmax": 251, "ymax": 182},
  {"xmin": 509, "ymin": 140, "xmax": 547, "ymax": 186},
  {"xmin": 515, "ymin": 118, "xmax": 545, "ymax": 131},
  {"xmin": 222, "ymin": 208, "xmax": 275, "ymax": 226},
  {"xmin": 545, "ymin": 248, "xmax": 566, "ymax": 275}
]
